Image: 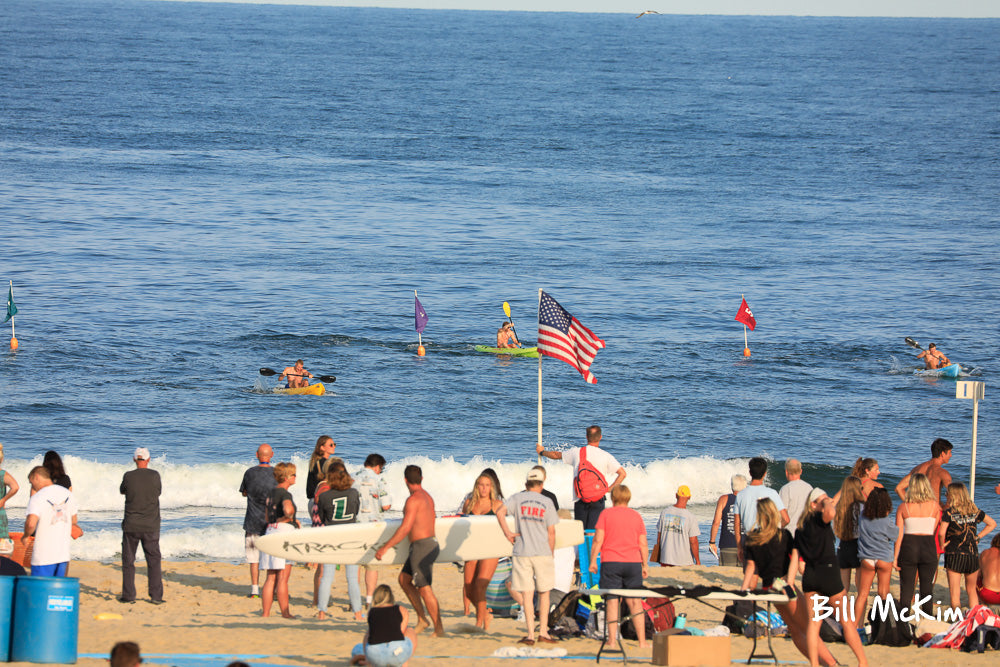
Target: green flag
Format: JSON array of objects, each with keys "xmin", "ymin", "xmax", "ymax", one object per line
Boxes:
[{"xmin": 4, "ymin": 283, "xmax": 16, "ymax": 323}]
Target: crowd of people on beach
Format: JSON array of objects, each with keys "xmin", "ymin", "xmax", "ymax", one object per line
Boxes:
[
  {"xmin": 230, "ymin": 428, "xmax": 1000, "ymax": 667},
  {"xmin": 4, "ymin": 429, "xmax": 1000, "ymax": 667}
]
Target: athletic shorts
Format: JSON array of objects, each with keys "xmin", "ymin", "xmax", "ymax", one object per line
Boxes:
[
  {"xmin": 599, "ymin": 561, "xmax": 643, "ymax": 590},
  {"xmin": 401, "ymin": 537, "xmax": 439, "ymax": 588},
  {"xmin": 259, "ymin": 523, "xmax": 294, "ymax": 571},
  {"xmin": 511, "ymin": 555, "xmax": 554, "ymax": 593},
  {"xmin": 719, "ymin": 548, "xmax": 741, "ymax": 567},
  {"xmin": 31, "ymin": 562, "xmax": 68, "ymax": 577},
  {"xmin": 802, "ymin": 562, "xmax": 844, "ymax": 597},
  {"xmin": 245, "ymin": 532, "xmax": 262, "ymax": 564},
  {"xmin": 944, "ymin": 552, "xmax": 980, "ymax": 575},
  {"xmin": 838, "ymin": 538, "xmax": 861, "ymax": 569}
]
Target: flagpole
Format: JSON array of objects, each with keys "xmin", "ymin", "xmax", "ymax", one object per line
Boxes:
[
  {"xmin": 537, "ymin": 288, "xmax": 543, "ymax": 465},
  {"xmin": 741, "ymin": 293, "xmax": 750, "ymax": 358},
  {"xmin": 414, "ymin": 290, "xmax": 425, "ymax": 356},
  {"xmin": 8, "ymin": 281, "xmax": 16, "ymax": 352}
]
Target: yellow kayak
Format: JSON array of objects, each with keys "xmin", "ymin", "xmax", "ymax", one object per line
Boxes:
[{"xmin": 273, "ymin": 382, "xmax": 325, "ymax": 396}]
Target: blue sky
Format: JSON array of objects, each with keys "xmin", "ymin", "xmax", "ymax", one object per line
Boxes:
[{"xmin": 201, "ymin": 0, "xmax": 998, "ymax": 18}]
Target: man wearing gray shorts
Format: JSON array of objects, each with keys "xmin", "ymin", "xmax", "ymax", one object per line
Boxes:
[
  {"xmin": 497, "ymin": 468, "xmax": 558, "ymax": 645},
  {"xmin": 375, "ymin": 464, "xmax": 444, "ymax": 637}
]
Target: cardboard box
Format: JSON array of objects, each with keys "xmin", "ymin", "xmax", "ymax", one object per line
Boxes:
[{"xmin": 651, "ymin": 633, "xmax": 731, "ymax": 666}]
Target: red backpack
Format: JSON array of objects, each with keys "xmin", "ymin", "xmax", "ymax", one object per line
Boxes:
[{"xmin": 574, "ymin": 447, "xmax": 609, "ymax": 503}]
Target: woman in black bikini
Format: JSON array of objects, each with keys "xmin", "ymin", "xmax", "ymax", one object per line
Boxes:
[
  {"xmin": 792, "ymin": 488, "xmax": 868, "ymax": 667},
  {"xmin": 460, "ymin": 472, "xmax": 505, "ymax": 631}
]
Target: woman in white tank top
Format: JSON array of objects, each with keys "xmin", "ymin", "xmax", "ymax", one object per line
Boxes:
[{"xmin": 893, "ymin": 474, "xmax": 940, "ymax": 618}]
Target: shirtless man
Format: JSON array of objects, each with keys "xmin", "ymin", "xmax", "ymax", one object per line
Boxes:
[
  {"xmin": 917, "ymin": 343, "xmax": 951, "ymax": 370},
  {"xmin": 497, "ymin": 322, "xmax": 520, "ymax": 348},
  {"xmin": 978, "ymin": 533, "xmax": 1000, "ymax": 606},
  {"xmin": 278, "ymin": 360, "xmax": 312, "ymax": 388},
  {"xmin": 895, "ymin": 438, "xmax": 953, "ymax": 508},
  {"xmin": 375, "ymin": 464, "xmax": 444, "ymax": 637}
]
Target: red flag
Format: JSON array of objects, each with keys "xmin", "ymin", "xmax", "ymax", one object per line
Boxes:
[
  {"xmin": 537, "ymin": 291, "xmax": 605, "ymax": 384},
  {"xmin": 735, "ymin": 298, "xmax": 756, "ymax": 331}
]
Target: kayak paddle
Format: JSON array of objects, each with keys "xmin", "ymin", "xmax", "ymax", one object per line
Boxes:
[
  {"xmin": 259, "ymin": 367, "xmax": 337, "ymax": 383},
  {"xmin": 502, "ymin": 301, "xmax": 522, "ymax": 348}
]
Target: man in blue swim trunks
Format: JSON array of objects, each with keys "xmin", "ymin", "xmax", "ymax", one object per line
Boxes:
[{"xmin": 375, "ymin": 464, "xmax": 444, "ymax": 637}]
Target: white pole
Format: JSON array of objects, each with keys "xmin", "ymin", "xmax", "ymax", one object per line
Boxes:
[
  {"xmin": 537, "ymin": 288, "xmax": 543, "ymax": 465},
  {"xmin": 743, "ymin": 324, "xmax": 748, "ymax": 349},
  {"xmin": 971, "ymin": 395, "xmax": 979, "ymax": 500}
]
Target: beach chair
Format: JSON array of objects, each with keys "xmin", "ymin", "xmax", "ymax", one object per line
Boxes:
[{"xmin": 485, "ymin": 557, "xmax": 518, "ymax": 618}]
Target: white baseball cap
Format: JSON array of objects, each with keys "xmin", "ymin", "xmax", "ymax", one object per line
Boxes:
[{"xmin": 133, "ymin": 447, "xmax": 150, "ymax": 461}]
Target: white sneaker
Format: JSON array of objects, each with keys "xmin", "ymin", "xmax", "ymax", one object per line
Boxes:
[{"xmin": 516, "ymin": 609, "xmax": 526, "ymax": 623}]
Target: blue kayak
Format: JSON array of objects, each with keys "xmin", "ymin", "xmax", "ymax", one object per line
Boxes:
[{"xmin": 913, "ymin": 363, "xmax": 961, "ymax": 378}]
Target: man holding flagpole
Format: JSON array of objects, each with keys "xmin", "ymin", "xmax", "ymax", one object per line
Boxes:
[
  {"xmin": 534, "ymin": 289, "xmax": 616, "ymax": 529},
  {"xmin": 537, "ymin": 426, "xmax": 626, "ymax": 531}
]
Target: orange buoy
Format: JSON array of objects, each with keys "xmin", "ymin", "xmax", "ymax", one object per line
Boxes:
[
  {"xmin": 9, "ymin": 337, "xmax": 17, "ymax": 351},
  {"xmin": 743, "ymin": 347, "xmax": 751, "ymax": 357},
  {"xmin": 417, "ymin": 345, "xmax": 425, "ymax": 357}
]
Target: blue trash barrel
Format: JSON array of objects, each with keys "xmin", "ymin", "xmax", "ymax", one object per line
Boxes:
[
  {"xmin": 0, "ymin": 575, "xmax": 15, "ymax": 661},
  {"xmin": 11, "ymin": 576, "xmax": 79, "ymax": 664}
]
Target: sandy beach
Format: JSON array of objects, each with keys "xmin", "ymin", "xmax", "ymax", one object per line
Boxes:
[{"xmin": 10, "ymin": 559, "xmax": 991, "ymax": 667}]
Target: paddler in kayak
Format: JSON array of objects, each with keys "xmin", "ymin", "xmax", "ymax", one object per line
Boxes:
[
  {"xmin": 278, "ymin": 360, "xmax": 313, "ymax": 388},
  {"xmin": 496, "ymin": 321, "xmax": 520, "ymax": 349},
  {"xmin": 917, "ymin": 343, "xmax": 951, "ymax": 370}
]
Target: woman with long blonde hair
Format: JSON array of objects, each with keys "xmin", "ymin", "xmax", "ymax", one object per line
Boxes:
[
  {"xmin": 794, "ymin": 489, "xmax": 868, "ymax": 667},
  {"xmin": 460, "ymin": 472, "xmax": 504, "ymax": 631},
  {"xmin": 893, "ymin": 473, "xmax": 939, "ymax": 619},
  {"xmin": 834, "ymin": 476, "xmax": 865, "ymax": 593},
  {"xmin": 742, "ymin": 498, "xmax": 838, "ymax": 667},
  {"xmin": 939, "ymin": 482, "xmax": 996, "ymax": 610}
]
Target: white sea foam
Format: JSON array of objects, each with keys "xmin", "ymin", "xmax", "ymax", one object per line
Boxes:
[{"xmin": 4, "ymin": 453, "xmax": 749, "ymax": 562}]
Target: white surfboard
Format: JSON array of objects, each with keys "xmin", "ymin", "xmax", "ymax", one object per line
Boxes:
[{"xmin": 255, "ymin": 515, "xmax": 585, "ymax": 565}]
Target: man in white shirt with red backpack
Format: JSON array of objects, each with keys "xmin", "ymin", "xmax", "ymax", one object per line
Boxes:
[{"xmin": 536, "ymin": 425, "xmax": 626, "ymax": 531}]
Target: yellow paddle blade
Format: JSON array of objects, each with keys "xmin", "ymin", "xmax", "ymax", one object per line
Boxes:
[{"xmin": 503, "ymin": 301, "xmax": 511, "ymax": 317}]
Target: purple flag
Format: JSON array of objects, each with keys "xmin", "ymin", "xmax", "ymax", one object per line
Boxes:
[{"xmin": 414, "ymin": 295, "xmax": 428, "ymax": 333}]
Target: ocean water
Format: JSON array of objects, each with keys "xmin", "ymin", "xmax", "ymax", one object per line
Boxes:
[{"xmin": 1, "ymin": 0, "xmax": 998, "ymax": 562}]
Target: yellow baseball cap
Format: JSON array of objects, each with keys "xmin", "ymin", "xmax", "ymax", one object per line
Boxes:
[{"xmin": 677, "ymin": 485, "xmax": 691, "ymax": 497}]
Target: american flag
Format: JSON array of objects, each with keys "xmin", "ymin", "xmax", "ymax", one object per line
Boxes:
[{"xmin": 537, "ymin": 291, "xmax": 605, "ymax": 384}]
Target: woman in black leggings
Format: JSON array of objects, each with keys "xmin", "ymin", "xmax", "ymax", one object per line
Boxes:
[{"xmin": 892, "ymin": 473, "xmax": 940, "ymax": 618}]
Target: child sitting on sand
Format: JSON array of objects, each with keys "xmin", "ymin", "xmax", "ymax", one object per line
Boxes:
[{"xmin": 364, "ymin": 585, "xmax": 418, "ymax": 667}]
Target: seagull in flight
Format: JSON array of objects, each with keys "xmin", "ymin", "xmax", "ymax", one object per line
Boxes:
[{"xmin": 635, "ymin": 10, "xmax": 660, "ymax": 17}]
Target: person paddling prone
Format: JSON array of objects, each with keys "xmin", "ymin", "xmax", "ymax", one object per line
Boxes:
[
  {"xmin": 279, "ymin": 360, "xmax": 313, "ymax": 388},
  {"xmin": 496, "ymin": 322, "xmax": 520, "ymax": 349},
  {"xmin": 917, "ymin": 343, "xmax": 951, "ymax": 370}
]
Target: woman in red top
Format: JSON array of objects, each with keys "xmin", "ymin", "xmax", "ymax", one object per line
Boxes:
[{"xmin": 589, "ymin": 484, "xmax": 649, "ymax": 650}]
